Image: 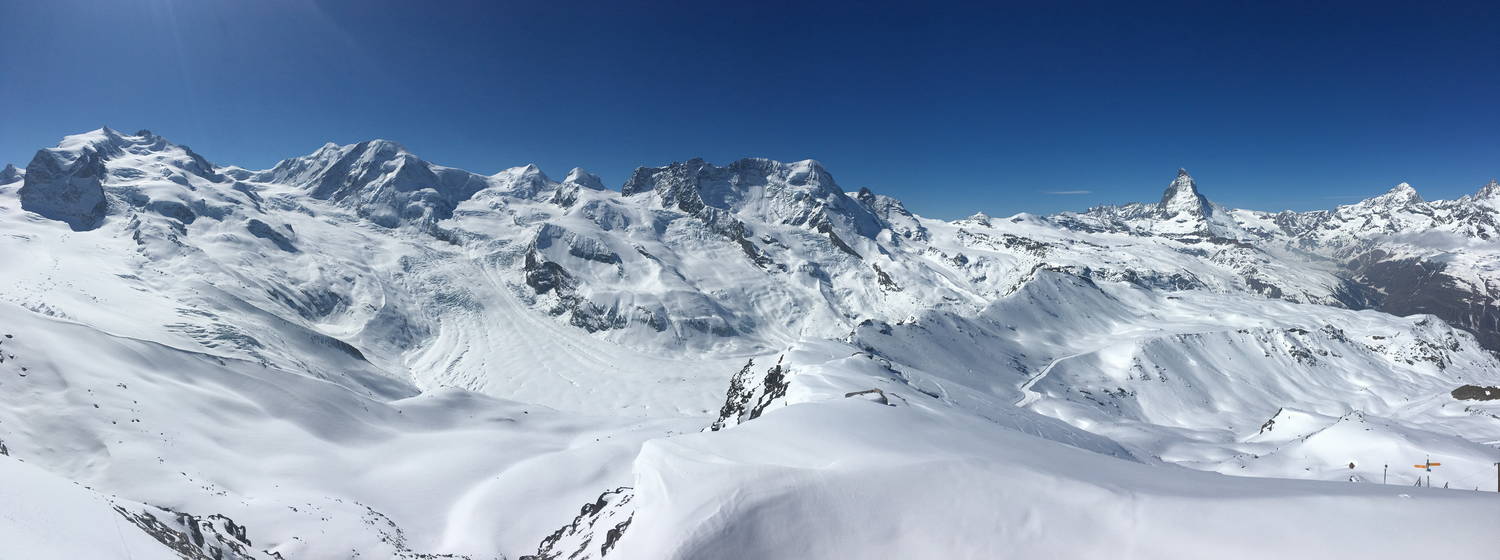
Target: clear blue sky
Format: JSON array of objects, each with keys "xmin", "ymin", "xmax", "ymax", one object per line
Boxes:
[{"xmin": 2, "ymin": 0, "xmax": 1497, "ymax": 218}]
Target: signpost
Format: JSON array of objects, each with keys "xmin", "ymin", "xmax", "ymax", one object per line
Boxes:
[{"xmin": 1412, "ymin": 457, "xmax": 1440, "ymax": 487}]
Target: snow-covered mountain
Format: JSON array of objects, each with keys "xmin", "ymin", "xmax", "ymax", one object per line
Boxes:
[{"xmin": 2, "ymin": 128, "xmax": 1497, "ymax": 559}]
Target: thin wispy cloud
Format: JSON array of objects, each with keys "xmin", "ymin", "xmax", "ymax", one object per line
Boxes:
[{"xmin": 1043, "ymin": 190, "xmax": 1093, "ymax": 195}]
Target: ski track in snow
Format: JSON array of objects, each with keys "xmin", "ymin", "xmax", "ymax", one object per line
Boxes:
[{"xmin": 1016, "ymin": 351, "xmax": 1086, "ymax": 408}]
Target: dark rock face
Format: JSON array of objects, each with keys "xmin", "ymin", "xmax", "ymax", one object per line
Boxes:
[
  {"xmin": 873, "ymin": 264, "xmax": 901, "ymax": 291},
  {"xmin": 524, "ymin": 249, "xmax": 575, "ymax": 296},
  {"xmin": 1348, "ymin": 254, "xmax": 1500, "ymax": 351},
  {"xmin": 708, "ymin": 356, "xmax": 791, "ymax": 431},
  {"xmin": 245, "ymin": 219, "xmax": 298, "ymax": 252},
  {"xmin": 623, "ymin": 157, "xmax": 888, "ymax": 267},
  {"xmin": 19, "ymin": 148, "xmax": 109, "ymax": 231},
  {"xmin": 522, "ymin": 487, "xmax": 636, "ymax": 560},
  {"xmin": 1452, "ymin": 385, "xmax": 1500, "ymax": 401},
  {"xmin": 624, "ymin": 160, "xmax": 783, "ymax": 270},
  {"xmin": 1258, "ymin": 407, "xmax": 1284, "ymax": 434},
  {"xmin": 146, "ymin": 199, "xmax": 197, "ymax": 224},
  {"xmin": 113, "ymin": 506, "xmax": 266, "ymax": 560},
  {"xmin": 535, "ymin": 224, "xmax": 622, "ymax": 265},
  {"xmin": 522, "ymin": 249, "xmax": 635, "ymax": 333}
]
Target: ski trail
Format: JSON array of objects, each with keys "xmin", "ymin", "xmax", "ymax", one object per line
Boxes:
[{"xmin": 1015, "ymin": 351, "xmax": 1086, "ymax": 408}]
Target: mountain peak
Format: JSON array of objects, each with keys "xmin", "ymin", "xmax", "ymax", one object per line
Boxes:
[
  {"xmin": 1375, "ymin": 182, "xmax": 1423, "ymax": 205},
  {"xmin": 0, "ymin": 163, "xmax": 20, "ymax": 184},
  {"xmin": 56, "ymin": 127, "xmax": 137, "ymax": 156},
  {"xmin": 252, "ymin": 138, "xmax": 496, "ymax": 228},
  {"xmin": 1158, "ymin": 168, "xmax": 1210, "ymax": 217},
  {"xmin": 619, "ymin": 157, "xmax": 886, "ymax": 240},
  {"xmin": 1475, "ymin": 179, "xmax": 1499, "ymax": 200},
  {"xmin": 783, "ymin": 159, "xmax": 835, "ymax": 189},
  {"xmin": 497, "ymin": 163, "xmax": 552, "ymax": 185},
  {"xmin": 623, "ymin": 157, "xmax": 845, "ymax": 209},
  {"xmin": 353, "ymin": 139, "xmax": 409, "ymax": 158},
  {"xmin": 564, "ymin": 167, "xmax": 605, "ymax": 190}
]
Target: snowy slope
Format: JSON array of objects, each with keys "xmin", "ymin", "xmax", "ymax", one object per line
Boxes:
[
  {"xmin": 2, "ymin": 128, "xmax": 1498, "ymax": 558},
  {"xmin": 0, "ymin": 456, "xmax": 182, "ymax": 560},
  {"xmin": 611, "ymin": 400, "xmax": 1497, "ymax": 560}
]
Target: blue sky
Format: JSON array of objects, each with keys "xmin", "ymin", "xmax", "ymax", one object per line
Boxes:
[{"xmin": 2, "ymin": 0, "xmax": 1496, "ymax": 218}]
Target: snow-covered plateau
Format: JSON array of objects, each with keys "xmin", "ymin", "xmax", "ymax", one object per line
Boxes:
[{"xmin": 1, "ymin": 128, "xmax": 1497, "ymax": 559}]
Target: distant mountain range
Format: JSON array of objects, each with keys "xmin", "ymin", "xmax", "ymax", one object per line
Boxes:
[{"xmin": 2, "ymin": 128, "xmax": 1496, "ymax": 559}]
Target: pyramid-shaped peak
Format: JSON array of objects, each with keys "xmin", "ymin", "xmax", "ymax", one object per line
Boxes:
[
  {"xmin": 1159, "ymin": 168, "xmax": 1210, "ymax": 217},
  {"xmin": 1168, "ymin": 168, "xmax": 1197, "ymax": 190}
]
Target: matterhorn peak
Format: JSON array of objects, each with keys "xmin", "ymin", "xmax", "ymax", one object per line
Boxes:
[
  {"xmin": 1158, "ymin": 168, "xmax": 1211, "ymax": 217},
  {"xmin": 564, "ymin": 167, "xmax": 605, "ymax": 190}
]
